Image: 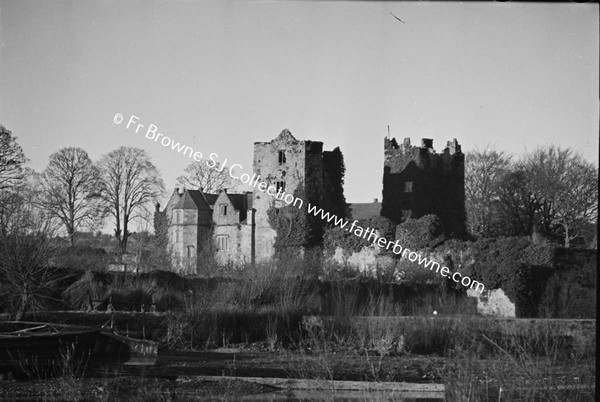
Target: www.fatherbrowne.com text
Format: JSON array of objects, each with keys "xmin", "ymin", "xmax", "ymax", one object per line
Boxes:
[{"xmin": 115, "ymin": 113, "xmax": 485, "ymax": 293}]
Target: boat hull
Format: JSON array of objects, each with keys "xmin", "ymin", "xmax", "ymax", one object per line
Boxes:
[
  {"xmin": 0, "ymin": 322, "xmax": 100, "ymax": 378},
  {"xmin": 0, "ymin": 321, "xmax": 157, "ymax": 378}
]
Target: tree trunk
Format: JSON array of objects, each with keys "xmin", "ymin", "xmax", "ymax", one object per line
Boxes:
[
  {"xmin": 564, "ymin": 225, "xmax": 570, "ymax": 248},
  {"xmin": 121, "ymin": 213, "xmax": 129, "ymax": 253},
  {"xmin": 121, "ymin": 231, "xmax": 129, "ymax": 254},
  {"xmin": 14, "ymin": 292, "xmax": 28, "ymax": 321},
  {"xmin": 114, "ymin": 201, "xmax": 121, "ymax": 243}
]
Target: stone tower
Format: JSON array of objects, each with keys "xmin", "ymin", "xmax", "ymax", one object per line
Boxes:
[
  {"xmin": 381, "ymin": 137, "xmax": 465, "ymax": 237},
  {"xmin": 252, "ymin": 129, "xmax": 325, "ymax": 261}
]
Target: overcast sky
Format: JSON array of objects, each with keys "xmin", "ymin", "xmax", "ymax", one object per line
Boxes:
[{"xmin": 1, "ymin": 1, "xmax": 598, "ymax": 207}]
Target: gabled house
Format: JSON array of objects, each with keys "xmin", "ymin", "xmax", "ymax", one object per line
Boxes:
[
  {"xmin": 163, "ymin": 188, "xmax": 255, "ymax": 274},
  {"xmin": 211, "ymin": 190, "xmax": 255, "ymax": 266}
]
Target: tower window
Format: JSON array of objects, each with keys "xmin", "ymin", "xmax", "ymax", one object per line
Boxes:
[
  {"xmin": 278, "ymin": 150, "xmax": 286, "ymax": 165},
  {"xmin": 404, "ymin": 181, "xmax": 413, "ymax": 193},
  {"xmin": 187, "ymin": 245, "xmax": 195, "ymax": 258},
  {"xmin": 276, "ymin": 181, "xmax": 286, "ymax": 192},
  {"xmin": 219, "ymin": 204, "xmax": 228, "ymax": 216},
  {"xmin": 217, "ymin": 235, "xmax": 229, "ymax": 251}
]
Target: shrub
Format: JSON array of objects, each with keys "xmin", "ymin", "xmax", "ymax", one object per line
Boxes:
[
  {"xmin": 154, "ymin": 291, "xmax": 185, "ymax": 312},
  {"xmin": 537, "ymin": 249, "xmax": 596, "ymax": 318},
  {"xmin": 62, "ymin": 270, "xmax": 112, "ymax": 310},
  {"xmin": 102, "ymin": 288, "xmax": 152, "ymax": 311},
  {"xmin": 323, "ymin": 216, "xmax": 396, "ymax": 258},
  {"xmin": 395, "ymin": 214, "xmax": 444, "ymax": 250}
]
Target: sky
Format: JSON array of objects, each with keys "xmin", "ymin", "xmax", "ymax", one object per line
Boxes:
[{"xmin": 1, "ymin": 1, "xmax": 598, "ymax": 211}]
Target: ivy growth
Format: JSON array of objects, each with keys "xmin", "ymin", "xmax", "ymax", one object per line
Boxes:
[
  {"xmin": 322, "ymin": 147, "xmax": 349, "ymax": 220},
  {"xmin": 395, "ymin": 214, "xmax": 445, "ymax": 250},
  {"xmin": 267, "ymin": 182, "xmax": 323, "ymax": 259}
]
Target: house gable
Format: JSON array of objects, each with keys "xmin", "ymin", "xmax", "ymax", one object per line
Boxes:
[{"xmin": 213, "ymin": 191, "xmax": 240, "ymax": 226}]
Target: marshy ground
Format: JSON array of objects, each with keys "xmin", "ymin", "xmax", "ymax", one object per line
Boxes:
[{"xmin": 0, "ymin": 315, "xmax": 595, "ymax": 401}]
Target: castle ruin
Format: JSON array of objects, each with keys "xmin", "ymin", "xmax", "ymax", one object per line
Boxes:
[
  {"xmin": 160, "ymin": 132, "xmax": 466, "ymax": 273},
  {"xmin": 381, "ymin": 137, "xmax": 465, "ymax": 237}
]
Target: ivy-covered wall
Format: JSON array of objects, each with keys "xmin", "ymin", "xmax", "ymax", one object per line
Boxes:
[
  {"xmin": 267, "ymin": 182, "xmax": 323, "ymax": 260},
  {"xmin": 323, "ymin": 215, "xmax": 396, "ymax": 258},
  {"xmin": 322, "ymin": 147, "xmax": 349, "ymax": 220},
  {"xmin": 436, "ymin": 238, "xmax": 596, "ymax": 318},
  {"xmin": 381, "ymin": 137, "xmax": 466, "ymax": 238},
  {"xmin": 395, "ymin": 214, "xmax": 445, "ymax": 250},
  {"xmin": 326, "ymin": 212, "xmax": 596, "ymax": 318}
]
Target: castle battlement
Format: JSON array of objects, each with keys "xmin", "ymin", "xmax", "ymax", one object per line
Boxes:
[{"xmin": 384, "ymin": 137, "xmax": 464, "ymax": 175}]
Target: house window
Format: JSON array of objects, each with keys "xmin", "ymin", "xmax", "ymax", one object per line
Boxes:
[
  {"xmin": 175, "ymin": 230, "xmax": 181, "ymax": 242},
  {"xmin": 404, "ymin": 181, "xmax": 413, "ymax": 193},
  {"xmin": 216, "ymin": 235, "xmax": 229, "ymax": 251},
  {"xmin": 276, "ymin": 181, "xmax": 286, "ymax": 193},
  {"xmin": 187, "ymin": 245, "xmax": 195, "ymax": 258},
  {"xmin": 278, "ymin": 150, "xmax": 286, "ymax": 165},
  {"xmin": 219, "ymin": 204, "xmax": 228, "ymax": 216}
]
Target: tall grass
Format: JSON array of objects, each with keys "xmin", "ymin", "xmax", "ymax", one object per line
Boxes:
[{"xmin": 441, "ymin": 329, "xmax": 596, "ymax": 401}]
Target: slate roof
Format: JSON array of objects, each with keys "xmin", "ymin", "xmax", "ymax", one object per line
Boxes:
[
  {"xmin": 348, "ymin": 202, "xmax": 382, "ymax": 221},
  {"xmin": 228, "ymin": 193, "xmax": 252, "ymax": 212},
  {"xmin": 204, "ymin": 193, "xmax": 219, "ymax": 207},
  {"xmin": 174, "ymin": 190, "xmax": 211, "ymax": 211},
  {"xmin": 221, "ymin": 193, "xmax": 252, "ymax": 223},
  {"xmin": 171, "ymin": 189, "xmax": 250, "ymax": 216}
]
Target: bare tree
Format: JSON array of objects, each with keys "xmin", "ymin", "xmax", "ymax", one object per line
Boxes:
[
  {"xmin": 523, "ymin": 146, "xmax": 598, "ymax": 247},
  {"xmin": 495, "ymin": 170, "xmax": 541, "ymax": 237},
  {"xmin": 0, "ymin": 176, "xmax": 59, "ymax": 321},
  {"xmin": 0, "ymin": 168, "xmax": 57, "ymax": 237},
  {"xmin": 465, "ymin": 147, "xmax": 511, "ymax": 237},
  {"xmin": 0, "ymin": 231, "xmax": 59, "ymax": 320},
  {"xmin": 97, "ymin": 146, "xmax": 165, "ymax": 253},
  {"xmin": 0, "ymin": 125, "xmax": 28, "ymax": 192},
  {"xmin": 176, "ymin": 161, "xmax": 235, "ymax": 193},
  {"xmin": 37, "ymin": 147, "xmax": 105, "ymax": 246}
]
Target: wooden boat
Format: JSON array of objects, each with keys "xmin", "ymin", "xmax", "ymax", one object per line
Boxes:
[
  {"xmin": 0, "ymin": 321, "xmax": 157, "ymax": 378},
  {"xmin": 93, "ymin": 330, "xmax": 158, "ymax": 366},
  {"xmin": 0, "ymin": 321, "xmax": 100, "ymax": 378}
]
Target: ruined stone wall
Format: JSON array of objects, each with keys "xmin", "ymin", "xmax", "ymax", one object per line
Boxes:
[
  {"xmin": 253, "ymin": 130, "xmax": 317, "ymax": 261},
  {"xmin": 305, "ymin": 141, "xmax": 324, "ymax": 208}
]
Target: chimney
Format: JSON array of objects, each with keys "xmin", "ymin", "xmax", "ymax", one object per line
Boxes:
[{"xmin": 177, "ymin": 187, "xmax": 184, "ymax": 195}]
